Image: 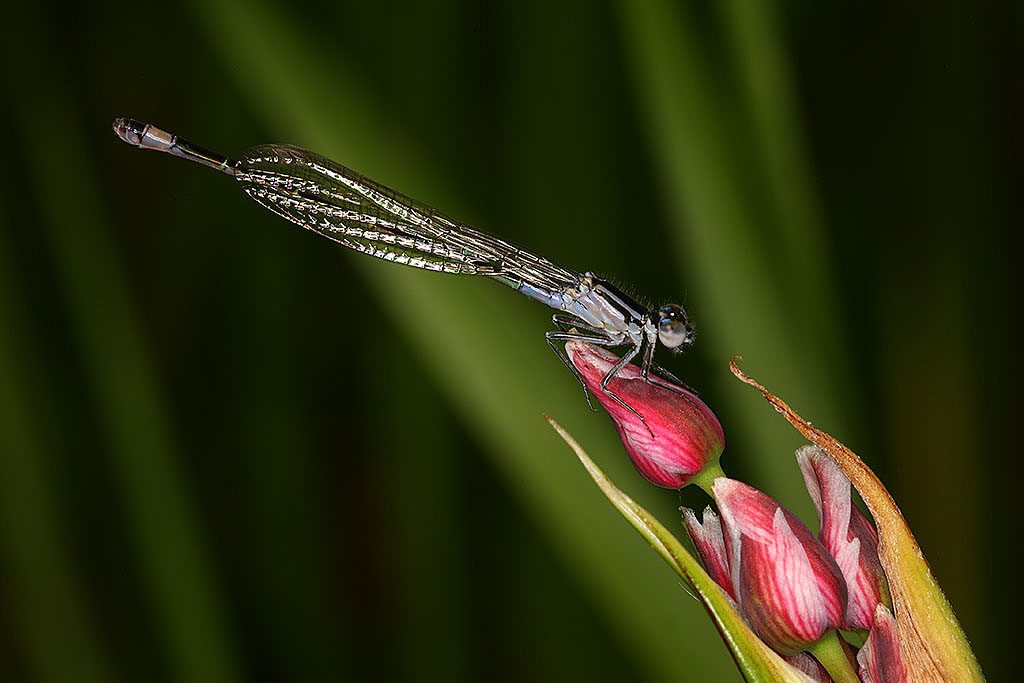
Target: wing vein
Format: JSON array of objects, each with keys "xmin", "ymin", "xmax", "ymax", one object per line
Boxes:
[{"xmin": 236, "ymin": 144, "xmax": 582, "ymax": 291}]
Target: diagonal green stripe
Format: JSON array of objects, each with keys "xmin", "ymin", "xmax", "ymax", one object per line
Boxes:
[
  {"xmin": 615, "ymin": 0, "xmax": 850, "ymax": 515},
  {"xmin": 0, "ymin": 199, "xmax": 116, "ymax": 683},
  {"xmin": 716, "ymin": 0, "xmax": 857, "ymax": 426}
]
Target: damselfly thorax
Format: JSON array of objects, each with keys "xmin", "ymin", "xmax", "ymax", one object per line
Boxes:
[{"xmin": 112, "ymin": 118, "xmax": 696, "ymax": 427}]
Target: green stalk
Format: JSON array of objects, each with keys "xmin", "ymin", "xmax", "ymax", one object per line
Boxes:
[
  {"xmin": 690, "ymin": 462, "xmax": 727, "ymax": 499},
  {"xmin": 807, "ymin": 632, "xmax": 860, "ymax": 683}
]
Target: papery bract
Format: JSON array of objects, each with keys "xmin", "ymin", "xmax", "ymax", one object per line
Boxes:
[
  {"xmin": 858, "ymin": 604, "xmax": 907, "ymax": 683},
  {"xmin": 798, "ymin": 445, "xmax": 890, "ymax": 630},
  {"xmin": 713, "ymin": 478, "xmax": 847, "ymax": 655},
  {"xmin": 566, "ymin": 340, "xmax": 724, "ymax": 489}
]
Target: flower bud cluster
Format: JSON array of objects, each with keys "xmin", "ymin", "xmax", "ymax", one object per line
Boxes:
[{"xmin": 568, "ymin": 342, "xmax": 905, "ymax": 679}]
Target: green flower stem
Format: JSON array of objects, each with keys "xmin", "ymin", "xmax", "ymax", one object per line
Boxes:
[
  {"xmin": 808, "ymin": 632, "xmax": 860, "ymax": 683},
  {"xmin": 690, "ymin": 461, "xmax": 727, "ymax": 498}
]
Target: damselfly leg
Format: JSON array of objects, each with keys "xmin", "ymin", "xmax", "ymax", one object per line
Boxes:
[
  {"xmin": 597, "ymin": 343, "xmax": 657, "ymax": 436},
  {"xmin": 545, "ymin": 313, "xmax": 618, "ymax": 413},
  {"xmin": 545, "ymin": 314, "xmax": 605, "ymax": 411},
  {"xmin": 640, "ymin": 339, "xmax": 699, "ymax": 396},
  {"xmin": 545, "ymin": 329, "xmax": 655, "ymax": 437}
]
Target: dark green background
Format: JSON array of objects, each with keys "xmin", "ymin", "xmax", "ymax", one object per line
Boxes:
[{"xmin": 0, "ymin": 1, "xmax": 1019, "ymax": 681}]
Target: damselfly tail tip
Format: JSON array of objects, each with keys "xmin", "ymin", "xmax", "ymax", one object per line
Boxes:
[{"xmin": 112, "ymin": 117, "xmax": 145, "ymax": 146}]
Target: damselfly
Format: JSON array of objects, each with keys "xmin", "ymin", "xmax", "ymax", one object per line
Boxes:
[{"xmin": 112, "ymin": 118, "xmax": 695, "ymax": 425}]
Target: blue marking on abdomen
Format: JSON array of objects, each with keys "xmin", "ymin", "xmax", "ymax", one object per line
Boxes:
[{"xmin": 518, "ymin": 282, "xmax": 564, "ymax": 309}]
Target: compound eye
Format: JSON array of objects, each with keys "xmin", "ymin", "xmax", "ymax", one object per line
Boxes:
[
  {"xmin": 658, "ymin": 318, "xmax": 688, "ymax": 348},
  {"xmin": 657, "ymin": 304, "xmax": 693, "ymax": 348}
]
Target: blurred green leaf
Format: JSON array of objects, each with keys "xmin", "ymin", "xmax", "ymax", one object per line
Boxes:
[
  {"xmin": 0, "ymin": 8, "xmax": 241, "ymax": 683},
  {"xmin": 615, "ymin": 0, "xmax": 849, "ymax": 514},
  {"xmin": 227, "ymin": 236, "xmax": 352, "ymax": 678},
  {"xmin": 716, "ymin": 0, "xmax": 850, "ymax": 397},
  {"xmin": 717, "ymin": 0, "xmax": 835, "ymax": 304},
  {"xmin": 0, "ymin": 204, "xmax": 115, "ymax": 683},
  {"xmin": 372, "ymin": 350, "xmax": 471, "ymax": 682}
]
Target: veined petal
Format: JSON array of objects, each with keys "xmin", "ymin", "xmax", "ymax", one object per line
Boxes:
[
  {"xmin": 682, "ymin": 506, "xmax": 734, "ymax": 600},
  {"xmin": 798, "ymin": 445, "xmax": 890, "ymax": 630},
  {"xmin": 714, "ymin": 478, "xmax": 846, "ymax": 654},
  {"xmin": 732, "ymin": 360, "xmax": 983, "ymax": 680},
  {"xmin": 858, "ymin": 604, "xmax": 907, "ymax": 683}
]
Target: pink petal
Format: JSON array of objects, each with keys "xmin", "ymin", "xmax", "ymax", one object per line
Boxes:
[
  {"xmin": 858, "ymin": 604, "xmax": 907, "ymax": 683},
  {"xmin": 566, "ymin": 341, "xmax": 724, "ymax": 489},
  {"xmin": 682, "ymin": 506, "xmax": 734, "ymax": 600},
  {"xmin": 798, "ymin": 445, "xmax": 890, "ymax": 630},
  {"xmin": 714, "ymin": 478, "xmax": 846, "ymax": 654}
]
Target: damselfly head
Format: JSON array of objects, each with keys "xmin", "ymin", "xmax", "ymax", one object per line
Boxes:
[
  {"xmin": 657, "ymin": 304, "xmax": 694, "ymax": 350},
  {"xmin": 112, "ymin": 117, "xmax": 147, "ymax": 147}
]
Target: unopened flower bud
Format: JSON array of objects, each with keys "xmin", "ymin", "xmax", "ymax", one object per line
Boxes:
[
  {"xmin": 713, "ymin": 478, "xmax": 847, "ymax": 655},
  {"xmin": 566, "ymin": 341, "xmax": 724, "ymax": 489},
  {"xmin": 797, "ymin": 445, "xmax": 890, "ymax": 630}
]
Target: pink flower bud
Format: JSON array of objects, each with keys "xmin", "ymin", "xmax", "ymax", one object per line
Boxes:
[
  {"xmin": 565, "ymin": 341, "xmax": 724, "ymax": 489},
  {"xmin": 682, "ymin": 506, "xmax": 735, "ymax": 600},
  {"xmin": 713, "ymin": 478, "xmax": 847, "ymax": 655},
  {"xmin": 857, "ymin": 604, "xmax": 907, "ymax": 683},
  {"xmin": 797, "ymin": 445, "xmax": 891, "ymax": 631}
]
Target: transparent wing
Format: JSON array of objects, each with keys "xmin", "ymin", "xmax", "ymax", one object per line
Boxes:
[{"xmin": 236, "ymin": 144, "xmax": 582, "ymax": 289}]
